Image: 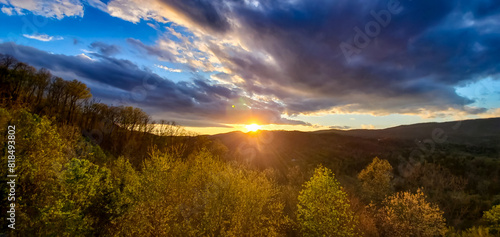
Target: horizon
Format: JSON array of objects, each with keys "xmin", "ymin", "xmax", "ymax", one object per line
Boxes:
[
  {"xmin": 1, "ymin": 0, "xmax": 499, "ymax": 134},
  {"xmin": 190, "ymin": 115, "xmax": 500, "ymax": 135}
]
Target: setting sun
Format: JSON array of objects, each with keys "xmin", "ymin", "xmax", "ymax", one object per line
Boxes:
[{"xmin": 245, "ymin": 124, "xmax": 261, "ymax": 132}]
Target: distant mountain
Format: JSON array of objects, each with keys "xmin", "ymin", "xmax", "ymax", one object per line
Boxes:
[
  {"xmin": 209, "ymin": 117, "xmax": 500, "ymax": 173},
  {"xmin": 314, "ymin": 117, "xmax": 500, "ymax": 145}
]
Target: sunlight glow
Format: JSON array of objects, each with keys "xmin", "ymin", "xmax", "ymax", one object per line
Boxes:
[{"xmin": 245, "ymin": 123, "xmax": 261, "ymax": 132}]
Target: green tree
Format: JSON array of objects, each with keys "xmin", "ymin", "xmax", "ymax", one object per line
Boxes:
[
  {"xmin": 297, "ymin": 166, "xmax": 357, "ymax": 237},
  {"xmin": 374, "ymin": 189, "xmax": 447, "ymax": 237},
  {"xmin": 42, "ymin": 158, "xmax": 113, "ymax": 236},
  {"xmin": 358, "ymin": 157, "xmax": 394, "ymax": 203}
]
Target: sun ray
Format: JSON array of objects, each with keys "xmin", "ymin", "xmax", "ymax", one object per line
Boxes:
[{"xmin": 245, "ymin": 123, "xmax": 261, "ymax": 132}]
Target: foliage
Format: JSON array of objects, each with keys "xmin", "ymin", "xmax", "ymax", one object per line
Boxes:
[
  {"xmin": 0, "ymin": 109, "xmax": 68, "ymax": 234},
  {"xmin": 447, "ymin": 226, "xmax": 494, "ymax": 237},
  {"xmin": 358, "ymin": 157, "xmax": 394, "ymax": 203},
  {"xmin": 297, "ymin": 166, "xmax": 358, "ymax": 237},
  {"xmin": 483, "ymin": 204, "xmax": 500, "ymax": 235},
  {"xmin": 374, "ymin": 189, "xmax": 447, "ymax": 237},
  {"xmin": 42, "ymin": 158, "xmax": 113, "ymax": 236},
  {"xmin": 114, "ymin": 149, "xmax": 288, "ymax": 236}
]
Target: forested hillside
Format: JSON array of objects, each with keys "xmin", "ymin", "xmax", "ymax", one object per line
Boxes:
[{"xmin": 1, "ymin": 55, "xmax": 500, "ymax": 236}]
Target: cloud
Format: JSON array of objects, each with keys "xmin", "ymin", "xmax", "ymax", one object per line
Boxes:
[
  {"xmin": 106, "ymin": 0, "xmax": 168, "ymax": 23},
  {"xmin": 23, "ymin": 34, "xmax": 64, "ymax": 42},
  {"xmin": 84, "ymin": 0, "xmax": 108, "ymax": 13},
  {"xmin": 5, "ymin": 0, "xmax": 500, "ymax": 122},
  {"xmin": 155, "ymin": 64, "xmax": 182, "ymax": 73},
  {"xmin": 107, "ymin": 0, "xmax": 500, "ymax": 118},
  {"xmin": 89, "ymin": 41, "xmax": 121, "ymax": 56},
  {"xmin": 361, "ymin": 124, "xmax": 375, "ymax": 129},
  {"xmin": 1, "ymin": 6, "xmax": 14, "ymax": 15},
  {"xmin": 0, "ymin": 42, "xmax": 308, "ymax": 127},
  {"xmin": 127, "ymin": 38, "xmax": 176, "ymax": 62},
  {"xmin": 77, "ymin": 53, "xmax": 95, "ymax": 61},
  {"xmin": 0, "ymin": 0, "xmax": 84, "ymax": 19}
]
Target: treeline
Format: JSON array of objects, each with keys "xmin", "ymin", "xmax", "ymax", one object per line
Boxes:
[{"xmin": 0, "ymin": 55, "xmax": 223, "ymax": 167}]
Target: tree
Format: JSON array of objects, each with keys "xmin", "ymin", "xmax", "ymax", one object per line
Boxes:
[
  {"xmin": 65, "ymin": 79, "xmax": 91, "ymax": 124},
  {"xmin": 483, "ymin": 204, "xmax": 500, "ymax": 235},
  {"xmin": 374, "ymin": 189, "xmax": 447, "ymax": 237},
  {"xmin": 115, "ymin": 149, "xmax": 287, "ymax": 236},
  {"xmin": 44, "ymin": 158, "xmax": 113, "ymax": 236},
  {"xmin": 403, "ymin": 163, "xmax": 469, "ymax": 226},
  {"xmin": 0, "ymin": 109, "xmax": 68, "ymax": 234},
  {"xmin": 358, "ymin": 157, "xmax": 394, "ymax": 203},
  {"xmin": 33, "ymin": 68, "xmax": 51, "ymax": 108},
  {"xmin": 297, "ymin": 166, "xmax": 357, "ymax": 237}
]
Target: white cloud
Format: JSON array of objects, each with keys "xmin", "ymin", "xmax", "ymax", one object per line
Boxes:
[
  {"xmin": 1, "ymin": 6, "xmax": 14, "ymax": 15},
  {"xmin": 107, "ymin": 0, "xmax": 167, "ymax": 23},
  {"xmin": 81, "ymin": 49, "xmax": 96, "ymax": 54},
  {"xmin": 1, "ymin": 0, "xmax": 83, "ymax": 19},
  {"xmin": 155, "ymin": 64, "xmax": 182, "ymax": 73},
  {"xmin": 77, "ymin": 53, "xmax": 95, "ymax": 61},
  {"xmin": 84, "ymin": 0, "xmax": 108, "ymax": 13},
  {"xmin": 23, "ymin": 33, "xmax": 64, "ymax": 42}
]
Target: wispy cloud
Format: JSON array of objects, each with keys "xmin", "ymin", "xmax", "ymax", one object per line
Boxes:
[
  {"xmin": 155, "ymin": 64, "xmax": 182, "ymax": 73},
  {"xmin": 89, "ymin": 41, "xmax": 120, "ymax": 56},
  {"xmin": 1, "ymin": 0, "xmax": 83, "ymax": 19},
  {"xmin": 23, "ymin": 33, "xmax": 64, "ymax": 42}
]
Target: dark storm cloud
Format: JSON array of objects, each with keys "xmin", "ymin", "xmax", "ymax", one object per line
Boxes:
[
  {"xmin": 89, "ymin": 41, "xmax": 121, "ymax": 56},
  {"xmin": 169, "ymin": 0, "xmax": 500, "ymax": 115},
  {"xmin": 0, "ymin": 42, "xmax": 306, "ymax": 127}
]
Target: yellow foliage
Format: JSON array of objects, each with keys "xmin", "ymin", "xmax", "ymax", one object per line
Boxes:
[{"xmin": 374, "ymin": 189, "xmax": 447, "ymax": 237}]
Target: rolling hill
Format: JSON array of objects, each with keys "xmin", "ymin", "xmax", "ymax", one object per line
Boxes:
[{"xmin": 209, "ymin": 117, "xmax": 500, "ymax": 175}]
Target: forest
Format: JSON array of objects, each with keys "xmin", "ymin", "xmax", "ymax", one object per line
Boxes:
[{"xmin": 1, "ymin": 54, "xmax": 499, "ymax": 236}]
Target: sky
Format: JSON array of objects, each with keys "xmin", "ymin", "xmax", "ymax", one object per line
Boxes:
[{"xmin": 0, "ymin": 0, "xmax": 499, "ymax": 134}]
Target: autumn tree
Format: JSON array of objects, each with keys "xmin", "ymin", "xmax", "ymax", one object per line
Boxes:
[
  {"xmin": 373, "ymin": 189, "xmax": 447, "ymax": 237},
  {"xmin": 65, "ymin": 79, "xmax": 91, "ymax": 124},
  {"xmin": 358, "ymin": 157, "xmax": 394, "ymax": 204},
  {"xmin": 297, "ymin": 166, "xmax": 358, "ymax": 237},
  {"xmin": 484, "ymin": 204, "xmax": 500, "ymax": 235},
  {"xmin": 403, "ymin": 163, "xmax": 468, "ymax": 226},
  {"xmin": 0, "ymin": 109, "xmax": 68, "ymax": 234},
  {"xmin": 115, "ymin": 149, "xmax": 287, "ymax": 236}
]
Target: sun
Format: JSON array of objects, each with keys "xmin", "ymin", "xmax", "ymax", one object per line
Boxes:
[{"xmin": 245, "ymin": 123, "xmax": 261, "ymax": 132}]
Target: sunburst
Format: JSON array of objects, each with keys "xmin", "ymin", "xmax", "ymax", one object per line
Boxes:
[{"xmin": 245, "ymin": 123, "xmax": 261, "ymax": 132}]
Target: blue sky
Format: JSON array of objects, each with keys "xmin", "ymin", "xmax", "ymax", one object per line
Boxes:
[{"xmin": 0, "ymin": 0, "xmax": 499, "ymax": 134}]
